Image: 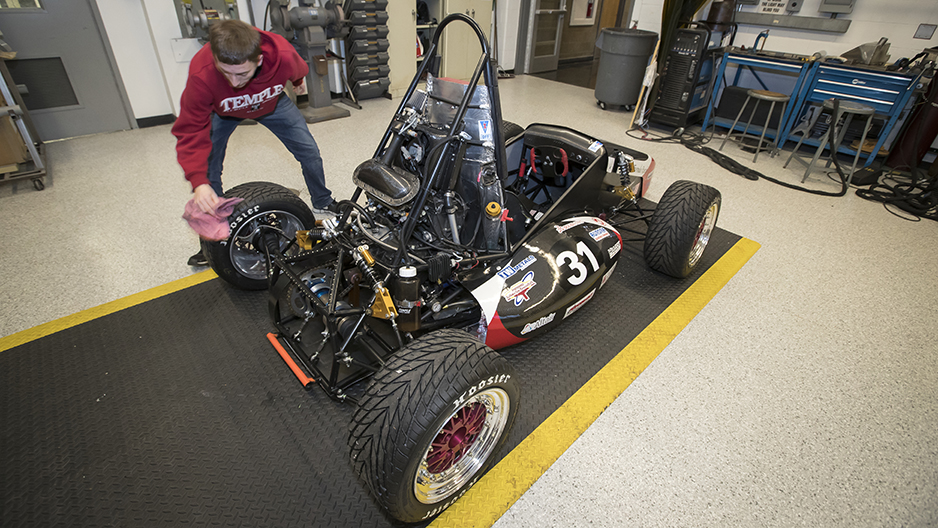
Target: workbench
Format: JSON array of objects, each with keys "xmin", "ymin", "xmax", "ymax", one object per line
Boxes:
[
  {"xmin": 702, "ymin": 49, "xmax": 922, "ymax": 167},
  {"xmin": 786, "ymin": 62, "xmax": 922, "ymax": 166},
  {"xmin": 701, "ymin": 49, "xmax": 814, "ymax": 152}
]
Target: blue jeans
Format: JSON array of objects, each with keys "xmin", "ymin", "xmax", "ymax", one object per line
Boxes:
[{"xmin": 206, "ymin": 95, "xmax": 333, "ymax": 208}]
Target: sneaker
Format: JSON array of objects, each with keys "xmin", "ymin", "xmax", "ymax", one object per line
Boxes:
[
  {"xmin": 314, "ymin": 200, "xmax": 339, "ymax": 215},
  {"xmin": 188, "ymin": 250, "xmax": 208, "ymax": 267}
]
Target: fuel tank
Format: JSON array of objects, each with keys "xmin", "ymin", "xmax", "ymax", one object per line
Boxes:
[{"xmin": 470, "ymin": 216, "xmax": 622, "ymax": 349}]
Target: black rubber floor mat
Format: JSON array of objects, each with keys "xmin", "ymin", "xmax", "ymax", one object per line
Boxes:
[{"xmin": 0, "ymin": 228, "xmax": 741, "ymax": 527}]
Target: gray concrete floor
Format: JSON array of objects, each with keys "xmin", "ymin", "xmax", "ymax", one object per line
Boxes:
[{"xmin": 1, "ymin": 75, "xmax": 936, "ymax": 527}]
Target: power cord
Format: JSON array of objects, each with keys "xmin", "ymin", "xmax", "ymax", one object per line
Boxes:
[
  {"xmin": 855, "ymin": 166, "xmax": 938, "ymax": 221},
  {"xmin": 852, "ymin": 92, "xmax": 938, "ymax": 222},
  {"xmin": 629, "ymin": 107, "xmax": 849, "ymax": 197},
  {"xmin": 628, "ymin": 101, "xmax": 937, "ymax": 221}
]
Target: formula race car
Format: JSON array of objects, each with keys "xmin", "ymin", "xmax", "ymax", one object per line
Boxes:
[{"xmin": 201, "ymin": 14, "xmax": 721, "ymax": 524}]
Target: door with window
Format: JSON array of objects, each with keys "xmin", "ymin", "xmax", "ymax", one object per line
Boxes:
[
  {"xmin": 527, "ymin": 0, "xmax": 566, "ymax": 73},
  {"xmin": 0, "ymin": 0, "xmax": 134, "ymax": 141}
]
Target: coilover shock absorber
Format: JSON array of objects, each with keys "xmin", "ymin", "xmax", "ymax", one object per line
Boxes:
[
  {"xmin": 352, "ymin": 245, "xmax": 404, "ymax": 347},
  {"xmin": 613, "ymin": 151, "xmax": 637, "ymax": 202}
]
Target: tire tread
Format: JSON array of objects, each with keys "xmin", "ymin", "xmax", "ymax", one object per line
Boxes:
[
  {"xmin": 643, "ymin": 180, "xmax": 721, "ymax": 278},
  {"xmin": 348, "ymin": 329, "xmax": 517, "ymax": 522}
]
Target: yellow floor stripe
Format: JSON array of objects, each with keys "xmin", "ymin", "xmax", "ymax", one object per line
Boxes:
[
  {"xmin": 429, "ymin": 237, "xmax": 761, "ymax": 528},
  {"xmin": 0, "ymin": 270, "xmax": 217, "ymax": 353}
]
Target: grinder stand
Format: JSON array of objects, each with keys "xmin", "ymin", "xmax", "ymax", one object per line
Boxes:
[{"xmin": 270, "ymin": 0, "xmax": 351, "ymax": 124}]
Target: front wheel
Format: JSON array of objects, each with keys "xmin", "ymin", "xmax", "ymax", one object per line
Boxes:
[
  {"xmin": 644, "ymin": 180, "xmax": 721, "ymax": 278},
  {"xmin": 348, "ymin": 329, "xmax": 520, "ymax": 523},
  {"xmin": 203, "ymin": 181, "xmax": 315, "ymax": 290}
]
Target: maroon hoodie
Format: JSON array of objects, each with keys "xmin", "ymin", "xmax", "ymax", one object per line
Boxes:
[{"xmin": 172, "ymin": 30, "xmax": 308, "ymax": 191}]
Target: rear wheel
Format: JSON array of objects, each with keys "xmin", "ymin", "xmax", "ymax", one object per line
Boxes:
[
  {"xmin": 502, "ymin": 120, "xmax": 524, "ymax": 143},
  {"xmin": 644, "ymin": 180, "xmax": 721, "ymax": 278},
  {"xmin": 203, "ymin": 181, "xmax": 315, "ymax": 290},
  {"xmin": 349, "ymin": 329, "xmax": 519, "ymax": 523}
]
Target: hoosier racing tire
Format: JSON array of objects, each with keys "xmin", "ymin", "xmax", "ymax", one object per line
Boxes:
[
  {"xmin": 348, "ymin": 329, "xmax": 519, "ymax": 523},
  {"xmin": 202, "ymin": 181, "xmax": 315, "ymax": 290},
  {"xmin": 644, "ymin": 180, "xmax": 721, "ymax": 279}
]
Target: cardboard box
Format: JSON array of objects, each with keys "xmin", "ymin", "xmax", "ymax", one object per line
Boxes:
[{"xmin": 0, "ymin": 90, "xmax": 28, "ymax": 167}]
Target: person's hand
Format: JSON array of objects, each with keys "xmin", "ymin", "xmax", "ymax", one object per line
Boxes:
[
  {"xmin": 193, "ymin": 183, "xmax": 220, "ymax": 213},
  {"xmin": 294, "ymin": 78, "xmax": 307, "ymax": 96}
]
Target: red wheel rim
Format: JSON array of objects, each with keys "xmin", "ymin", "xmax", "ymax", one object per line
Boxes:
[{"xmin": 426, "ymin": 403, "xmax": 487, "ymax": 473}]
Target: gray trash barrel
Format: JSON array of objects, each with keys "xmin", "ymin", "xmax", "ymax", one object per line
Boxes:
[{"xmin": 594, "ymin": 28, "xmax": 658, "ymax": 109}]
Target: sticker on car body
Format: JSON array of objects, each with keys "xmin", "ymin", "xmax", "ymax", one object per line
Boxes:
[
  {"xmin": 521, "ymin": 312, "xmax": 556, "ymax": 335},
  {"xmin": 564, "ymin": 289, "xmax": 595, "ymax": 319},
  {"xmin": 497, "ymin": 255, "xmax": 536, "ymax": 280},
  {"xmin": 479, "ymin": 120, "xmax": 493, "ymax": 142},
  {"xmin": 589, "ymin": 227, "xmax": 611, "ymax": 242},
  {"xmin": 502, "ymin": 271, "xmax": 536, "ymax": 306}
]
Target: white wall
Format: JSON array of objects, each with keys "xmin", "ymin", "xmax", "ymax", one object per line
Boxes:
[
  {"xmin": 495, "ymin": 0, "xmax": 522, "ymax": 70},
  {"xmin": 98, "ymin": 0, "xmax": 937, "ymax": 121},
  {"xmin": 633, "ymin": 0, "xmax": 664, "ymax": 34},
  {"xmin": 95, "ymin": 0, "xmax": 174, "ymax": 119},
  {"xmin": 94, "ymin": 1, "xmax": 522, "ymax": 119},
  {"xmin": 96, "ymin": 0, "xmax": 255, "ymax": 120},
  {"xmin": 738, "ymin": 0, "xmax": 937, "ymax": 60},
  {"xmin": 632, "ymin": 0, "xmax": 938, "ymax": 61}
]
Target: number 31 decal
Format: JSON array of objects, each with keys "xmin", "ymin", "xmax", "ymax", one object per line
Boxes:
[{"xmin": 556, "ymin": 241, "xmax": 599, "ymax": 286}]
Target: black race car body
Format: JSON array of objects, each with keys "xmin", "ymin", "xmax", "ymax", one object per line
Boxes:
[{"xmin": 203, "ymin": 13, "xmax": 717, "ymax": 524}]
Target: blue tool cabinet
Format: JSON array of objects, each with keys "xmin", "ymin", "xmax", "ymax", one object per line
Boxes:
[
  {"xmin": 701, "ymin": 52, "xmax": 814, "ymax": 152},
  {"xmin": 785, "ymin": 63, "xmax": 921, "ymax": 167},
  {"xmin": 702, "ymin": 51, "xmax": 922, "ymax": 168}
]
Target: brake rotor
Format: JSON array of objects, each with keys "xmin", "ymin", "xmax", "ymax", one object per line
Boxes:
[{"xmin": 283, "ymin": 268, "xmax": 335, "ymax": 317}]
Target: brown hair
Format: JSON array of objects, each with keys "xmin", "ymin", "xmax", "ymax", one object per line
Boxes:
[{"xmin": 209, "ymin": 20, "xmax": 262, "ymax": 65}]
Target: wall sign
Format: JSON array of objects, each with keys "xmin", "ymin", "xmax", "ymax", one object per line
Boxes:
[{"xmin": 758, "ymin": 0, "xmax": 787, "ymax": 14}]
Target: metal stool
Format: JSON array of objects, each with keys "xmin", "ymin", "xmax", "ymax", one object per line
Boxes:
[
  {"xmin": 719, "ymin": 89, "xmax": 790, "ymax": 162},
  {"xmin": 783, "ymin": 98, "xmax": 875, "ymax": 184}
]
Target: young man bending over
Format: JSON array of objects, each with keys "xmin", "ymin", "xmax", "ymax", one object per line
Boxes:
[{"xmin": 172, "ymin": 19, "xmax": 336, "ymax": 266}]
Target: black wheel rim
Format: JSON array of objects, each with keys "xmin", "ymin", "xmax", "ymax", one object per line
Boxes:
[{"xmin": 229, "ymin": 210, "xmax": 305, "ymax": 281}]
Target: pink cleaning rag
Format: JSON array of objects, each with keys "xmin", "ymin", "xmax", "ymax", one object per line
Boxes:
[{"xmin": 182, "ymin": 197, "xmax": 244, "ymax": 241}]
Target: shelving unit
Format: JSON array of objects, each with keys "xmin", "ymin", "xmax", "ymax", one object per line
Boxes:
[
  {"xmin": 345, "ymin": 0, "xmax": 391, "ymax": 100},
  {"xmin": 386, "ymin": 1, "xmax": 491, "ymax": 97},
  {"xmin": 415, "ymin": 23, "xmax": 438, "ymax": 64},
  {"xmin": 0, "ymin": 57, "xmax": 45, "ymax": 191}
]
